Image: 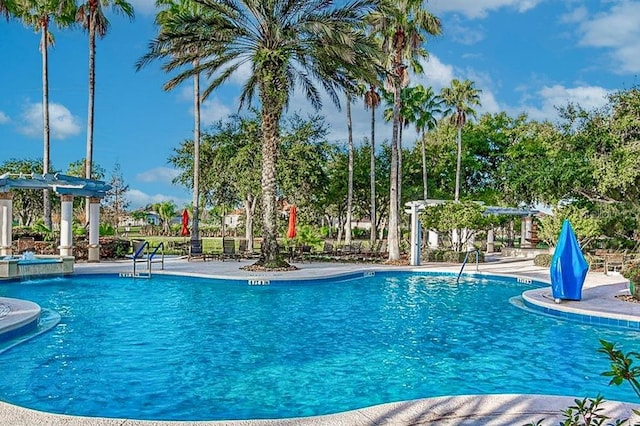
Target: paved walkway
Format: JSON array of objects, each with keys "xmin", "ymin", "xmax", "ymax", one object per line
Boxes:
[{"xmin": 1, "ymin": 256, "xmax": 640, "ymax": 425}]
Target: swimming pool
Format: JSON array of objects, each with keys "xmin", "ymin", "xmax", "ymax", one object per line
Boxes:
[{"xmin": 0, "ymin": 271, "xmax": 638, "ymax": 421}]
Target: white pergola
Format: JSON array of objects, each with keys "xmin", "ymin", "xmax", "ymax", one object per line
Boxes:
[
  {"xmin": 405, "ymin": 199, "xmax": 539, "ymax": 266},
  {"xmin": 0, "ymin": 173, "xmax": 111, "ymax": 262}
]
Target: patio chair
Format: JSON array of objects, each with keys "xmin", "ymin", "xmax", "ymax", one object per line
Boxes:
[
  {"xmin": 188, "ymin": 239, "xmax": 208, "ymax": 262},
  {"xmin": 321, "ymin": 242, "xmax": 334, "ymax": 256},
  {"xmin": 222, "ymin": 238, "xmax": 239, "ymax": 262}
]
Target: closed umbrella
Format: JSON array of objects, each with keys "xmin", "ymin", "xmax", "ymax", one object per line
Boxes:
[
  {"xmin": 181, "ymin": 209, "xmax": 190, "ymax": 237},
  {"xmin": 287, "ymin": 205, "xmax": 297, "ymax": 239}
]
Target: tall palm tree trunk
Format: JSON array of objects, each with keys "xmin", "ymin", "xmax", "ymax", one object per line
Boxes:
[
  {"xmin": 345, "ymin": 93, "xmax": 353, "ymax": 246},
  {"xmin": 388, "ymin": 76, "xmax": 401, "ymax": 261},
  {"xmin": 41, "ymin": 23, "xmax": 52, "ymax": 229},
  {"xmin": 191, "ymin": 63, "xmax": 201, "ymax": 244},
  {"xmin": 454, "ymin": 125, "xmax": 462, "ymax": 201},
  {"xmin": 398, "ymin": 122, "xmax": 403, "ymax": 232},
  {"xmin": 421, "ymin": 132, "xmax": 428, "ymax": 200},
  {"xmin": 84, "ymin": 17, "xmax": 96, "ymax": 224},
  {"xmin": 369, "ymin": 101, "xmax": 376, "ymax": 247},
  {"xmin": 259, "ymin": 84, "xmax": 283, "ymax": 263}
]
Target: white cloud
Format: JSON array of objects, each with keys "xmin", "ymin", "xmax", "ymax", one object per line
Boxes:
[
  {"xmin": 522, "ymin": 84, "xmax": 609, "ymax": 121},
  {"xmin": 18, "ymin": 102, "xmax": 81, "ymax": 140},
  {"xmin": 575, "ymin": 1, "xmax": 640, "ymax": 73},
  {"xmin": 0, "ymin": 111, "xmax": 9, "ymax": 124},
  {"xmin": 560, "ymin": 6, "xmax": 588, "ymax": 24},
  {"xmin": 200, "ymin": 97, "xmax": 233, "ymax": 125},
  {"xmin": 126, "ymin": 188, "xmax": 190, "ymax": 209},
  {"xmin": 418, "ymin": 55, "xmax": 456, "ymax": 90},
  {"xmin": 430, "ymin": 0, "xmax": 543, "ymax": 19},
  {"xmin": 135, "ymin": 167, "xmax": 181, "ymax": 184},
  {"xmin": 178, "ymin": 85, "xmax": 236, "ymax": 125}
]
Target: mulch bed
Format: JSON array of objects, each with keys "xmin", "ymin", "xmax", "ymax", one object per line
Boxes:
[
  {"xmin": 240, "ymin": 264, "xmax": 299, "ymax": 272},
  {"xmin": 616, "ymin": 294, "xmax": 640, "ymax": 304}
]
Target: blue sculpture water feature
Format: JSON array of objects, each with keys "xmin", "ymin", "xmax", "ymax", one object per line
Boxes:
[{"xmin": 550, "ymin": 219, "xmax": 589, "ymax": 302}]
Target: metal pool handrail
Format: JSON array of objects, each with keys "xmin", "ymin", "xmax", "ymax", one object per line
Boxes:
[{"xmin": 456, "ymin": 248, "xmax": 480, "ymax": 283}]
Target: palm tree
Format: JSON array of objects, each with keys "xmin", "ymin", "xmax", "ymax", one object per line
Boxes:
[
  {"xmin": 76, "ymin": 0, "xmax": 134, "ymax": 224},
  {"xmin": 440, "ymin": 79, "xmax": 482, "ymax": 201},
  {"xmin": 138, "ymin": 0, "xmax": 381, "ymax": 265},
  {"xmin": 382, "ymin": 86, "xmax": 414, "ymax": 217},
  {"xmin": 153, "ymin": 201, "xmax": 176, "ymax": 235},
  {"xmin": 345, "ymin": 92, "xmax": 354, "ymax": 246},
  {"xmin": 1, "ymin": 0, "xmax": 15, "ymax": 18},
  {"xmin": 369, "ymin": 0, "xmax": 441, "ymax": 261},
  {"xmin": 151, "ymin": 0, "xmax": 202, "ymax": 248},
  {"xmin": 16, "ymin": 0, "xmax": 75, "ymax": 228},
  {"xmin": 404, "ymin": 84, "xmax": 442, "ymax": 200},
  {"xmin": 363, "ymin": 83, "xmax": 380, "ymax": 246}
]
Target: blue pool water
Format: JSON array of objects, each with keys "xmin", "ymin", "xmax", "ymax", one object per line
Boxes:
[{"xmin": 0, "ymin": 272, "xmax": 638, "ymax": 421}]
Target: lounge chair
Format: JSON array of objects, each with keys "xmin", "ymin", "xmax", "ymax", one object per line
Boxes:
[
  {"xmin": 222, "ymin": 238, "xmax": 239, "ymax": 261},
  {"xmin": 188, "ymin": 239, "xmax": 207, "ymax": 262}
]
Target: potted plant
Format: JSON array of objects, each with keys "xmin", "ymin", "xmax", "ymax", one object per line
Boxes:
[{"xmin": 621, "ymin": 260, "xmax": 640, "ymax": 300}]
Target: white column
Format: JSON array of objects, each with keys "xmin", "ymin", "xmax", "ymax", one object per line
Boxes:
[
  {"xmin": 521, "ymin": 216, "xmax": 533, "ymax": 248},
  {"xmin": 487, "ymin": 228, "xmax": 495, "ymax": 253},
  {"xmin": 525, "ymin": 216, "xmax": 533, "ymax": 247},
  {"xmin": 464, "ymin": 228, "xmax": 475, "ymax": 252},
  {"xmin": 520, "ymin": 217, "xmax": 528, "ymax": 248},
  {"xmin": 428, "ymin": 230, "xmax": 439, "ymax": 249},
  {"xmin": 452, "ymin": 229, "xmax": 460, "ymax": 251},
  {"xmin": 59, "ymin": 194, "xmax": 73, "ymax": 256},
  {"xmin": 0, "ymin": 192, "xmax": 12, "ymax": 256},
  {"xmin": 408, "ymin": 202, "xmax": 421, "ymax": 266},
  {"xmin": 88, "ymin": 197, "xmax": 101, "ymax": 262}
]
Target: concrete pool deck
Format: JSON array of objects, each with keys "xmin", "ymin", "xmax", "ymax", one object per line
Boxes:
[{"xmin": 1, "ymin": 256, "xmax": 640, "ymax": 425}]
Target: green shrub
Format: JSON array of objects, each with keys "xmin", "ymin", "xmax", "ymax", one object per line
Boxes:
[
  {"xmin": 622, "ymin": 261, "xmax": 640, "ymax": 286},
  {"xmin": 99, "ymin": 238, "xmax": 131, "ymax": 259},
  {"xmin": 422, "ymin": 249, "xmax": 484, "ymax": 263},
  {"xmin": 534, "ymin": 253, "xmax": 552, "ymax": 267},
  {"xmin": 99, "ymin": 223, "xmax": 115, "ymax": 236}
]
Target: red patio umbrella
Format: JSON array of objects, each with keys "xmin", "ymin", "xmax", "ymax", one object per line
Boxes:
[
  {"xmin": 181, "ymin": 209, "xmax": 190, "ymax": 237},
  {"xmin": 287, "ymin": 205, "xmax": 297, "ymax": 239}
]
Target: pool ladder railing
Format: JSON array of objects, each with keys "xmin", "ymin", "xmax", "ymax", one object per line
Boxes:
[
  {"xmin": 131, "ymin": 241, "xmax": 165, "ymax": 278},
  {"xmin": 456, "ymin": 248, "xmax": 480, "ymax": 283}
]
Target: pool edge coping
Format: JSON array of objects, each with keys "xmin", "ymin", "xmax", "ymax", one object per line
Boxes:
[{"xmin": 2, "ymin": 262, "xmax": 640, "ymax": 424}]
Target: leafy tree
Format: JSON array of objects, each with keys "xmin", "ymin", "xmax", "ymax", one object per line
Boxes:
[
  {"xmin": 67, "ymin": 159, "xmax": 105, "ymax": 180},
  {"xmin": 278, "ymin": 115, "xmax": 333, "ymax": 224},
  {"xmin": 369, "ymin": 0, "xmax": 441, "ymax": 260},
  {"xmin": 170, "ymin": 119, "xmax": 246, "ymax": 220},
  {"xmin": 537, "ymin": 205, "xmax": 600, "ymax": 248},
  {"xmin": 420, "ymin": 201, "xmax": 490, "ymax": 252},
  {"xmin": 499, "ymin": 119, "xmax": 564, "ymax": 206},
  {"xmin": 462, "ymin": 112, "xmax": 523, "ymax": 205},
  {"xmin": 76, "ymin": 0, "xmax": 133, "ymax": 223},
  {"xmin": 0, "ymin": 159, "xmax": 46, "ymax": 226},
  {"xmin": 102, "ymin": 162, "xmax": 130, "ymax": 234},
  {"xmin": 139, "ymin": 0, "xmax": 381, "ymax": 266},
  {"xmin": 15, "ymin": 0, "xmax": 76, "ymax": 228},
  {"xmin": 441, "ymin": 79, "xmax": 482, "ymax": 201}
]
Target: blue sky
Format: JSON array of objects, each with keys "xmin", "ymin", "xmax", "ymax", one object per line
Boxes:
[{"xmin": 1, "ymin": 0, "xmax": 638, "ymax": 209}]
